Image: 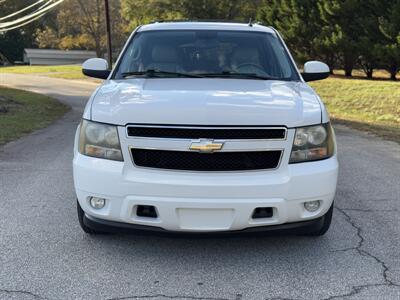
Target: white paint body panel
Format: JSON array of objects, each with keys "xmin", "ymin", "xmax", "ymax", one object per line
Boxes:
[
  {"xmin": 138, "ymin": 22, "xmax": 277, "ymax": 34},
  {"xmin": 82, "ymin": 58, "xmax": 108, "ymax": 71},
  {"xmin": 304, "ymin": 61, "xmax": 330, "ymax": 74},
  {"xmin": 90, "ymin": 79, "xmax": 323, "ymax": 127},
  {"xmin": 73, "ymin": 126, "xmax": 338, "ymax": 232},
  {"xmin": 74, "ymin": 22, "xmax": 338, "ymax": 232}
]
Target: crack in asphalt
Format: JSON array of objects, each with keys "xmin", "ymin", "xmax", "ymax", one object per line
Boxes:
[
  {"xmin": 338, "ymin": 208, "xmax": 397, "ymax": 213},
  {"xmin": 334, "ymin": 206, "xmax": 399, "ymax": 286},
  {"xmin": 103, "ymin": 204, "xmax": 400, "ymax": 300},
  {"xmin": 0, "ymin": 288, "xmax": 48, "ymax": 299},
  {"xmin": 321, "ymin": 283, "xmax": 400, "ymax": 300},
  {"xmin": 323, "ymin": 206, "xmax": 400, "ymax": 299},
  {"xmin": 265, "ymin": 284, "xmax": 398, "ymax": 300},
  {"xmin": 106, "ymin": 294, "xmax": 235, "ymax": 300},
  {"xmin": 265, "ymin": 297, "xmax": 301, "ymax": 300}
]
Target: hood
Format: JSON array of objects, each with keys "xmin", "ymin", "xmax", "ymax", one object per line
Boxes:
[{"xmin": 90, "ymin": 78, "xmax": 322, "ymax": 127}]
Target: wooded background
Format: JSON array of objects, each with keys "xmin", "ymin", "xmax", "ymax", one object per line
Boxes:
[{"xmin": 1, "ymin": 0, "xmax": 400, "ymax": 80}]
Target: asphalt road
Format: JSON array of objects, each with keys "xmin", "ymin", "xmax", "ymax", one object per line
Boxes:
[{"xmin": 0, "ymin": 74, "xmax": 399, "ymax": 300}]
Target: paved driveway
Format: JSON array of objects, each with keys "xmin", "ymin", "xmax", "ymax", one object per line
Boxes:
[{"xmin": 0, "ymin": 74, "xmax": 399, "ymax": 300}]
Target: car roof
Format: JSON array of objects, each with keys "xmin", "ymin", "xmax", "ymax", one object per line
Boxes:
[{"xmin": 138, "ymin": 21, "xmax": 276, "ymax": 34}]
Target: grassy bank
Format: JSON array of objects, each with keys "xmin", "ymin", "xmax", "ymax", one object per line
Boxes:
[
  {"xmin": 0, "ymin": 87, "xmax": 69, "ymax": 145},
  {"xmin": 310, "ymin": 78, "xmax": 400, "ymax": 142},
  {"xmin": 333, "ymin": 69, "xmax": 396, "ymax": 80},
  {"xmin": 1, "ymin": 65, "xmax": 85, "ymax": 79}
]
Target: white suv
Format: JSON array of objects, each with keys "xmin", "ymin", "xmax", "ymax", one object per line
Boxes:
[{"xmin": 74, "ymin": 21, "xmax": 338, "ymax": 236}]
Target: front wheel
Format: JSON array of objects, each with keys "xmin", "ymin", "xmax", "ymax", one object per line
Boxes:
[{"xmin": 304, "ymin": 202, "xmax": 334, "ymax": 236}]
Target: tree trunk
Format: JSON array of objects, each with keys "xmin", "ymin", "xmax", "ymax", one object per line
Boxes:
[
  {"xmin": 366, "ymin": 69, "xmax": 373, "ymax": 79},
  {"xmin": 344, "ymin": 55, "xmax": 354, "ymax": 77},
  {"xmin": 95, "ymin": 39, "xmax": 102, "ymax": 58},
  {"xmin": 344, "ymin": 68, "xmax": 352, "ymax": 77},
  {"xmin": 389, "ymin": 65, "xmax": 398, "ymax": 81}
]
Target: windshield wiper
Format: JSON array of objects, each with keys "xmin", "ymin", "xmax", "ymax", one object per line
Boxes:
[
  {"xmin": 198, "ymin": 71, "xmax": 276, "ymax": 80},
  {"xmin": 121, "ymin": 69, "xmax": 204, "ymax": 78}
]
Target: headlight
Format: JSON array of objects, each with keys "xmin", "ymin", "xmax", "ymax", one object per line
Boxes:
[
  {"xmin": 289, "ymin": 123, "xmax": 335, "ymax": 163},
  {"xmin": 78, "ymin": 119, "xmax": 123, "ymax": 161}
]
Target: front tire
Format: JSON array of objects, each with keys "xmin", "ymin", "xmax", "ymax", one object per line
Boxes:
[
  {"xmin": 77, "ymin": 200, "xmax": 105, "ymax": 234},
  {"xmin": 304, "ymin": 202, "xmax": 333, "ymax": 236}
]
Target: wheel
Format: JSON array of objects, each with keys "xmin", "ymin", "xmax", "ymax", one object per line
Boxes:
[
  {"xmin": 77, "ymin": 200, "xmax": 105, "ymax": 234},
  {"xmin": 303, "ymin": 202, "xmax": 334, "ymax": 236}
]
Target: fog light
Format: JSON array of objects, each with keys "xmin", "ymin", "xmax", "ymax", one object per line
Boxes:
[
  {"xmin": 304, "ymin": 200, "xmax": 320, "ymax": 212},
  {"xmin": 89, "ymin": 197, "xmax": 106, "ymax": 209}
]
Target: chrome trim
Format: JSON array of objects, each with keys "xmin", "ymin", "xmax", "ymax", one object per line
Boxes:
[
  {"xmin": 128, "ymin": 144, "xmax": 283, "ymax": 152},
  {"xmin": 128, "ymin": 146, "xmax": 284, "ymax": 173},
  {"xmin": 125, "ymin": 125, "xmax": 288, "ymax": 141}
]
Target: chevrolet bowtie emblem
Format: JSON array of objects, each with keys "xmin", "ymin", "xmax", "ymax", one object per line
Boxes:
[{"xmin": 189, "ymin": 139, "xmax": 224, "ymax": 153}]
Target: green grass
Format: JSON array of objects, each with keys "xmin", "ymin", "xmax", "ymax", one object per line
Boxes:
[
  {"xmin": 1, "ymin": 65, "xmax": 81, "ymax": 73},
  {"xmin": 310, "ymin": 77, "xmax": 400, "ymax": 142},
  {"xmin": 0, "ymin": 86, "xmax": 69, "ymax": 145},
  {"xmin": 45, "ymin": 72, "xmax": 87, "ymax": 79},
  {"xmin": 0, "ymin": 65, "xmax": 86, "ymax": 79}
]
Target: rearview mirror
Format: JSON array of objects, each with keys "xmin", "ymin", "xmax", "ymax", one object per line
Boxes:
[
  {"xmin": 301, "ymin": 61, "xmax": 330, "ymax": 82},
  {"xmin": 82, "ymin": 58, "xmax": 110, "ymax": 79}
]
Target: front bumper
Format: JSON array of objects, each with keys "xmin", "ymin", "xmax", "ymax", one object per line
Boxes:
[
  {"xmin": 73, "ymin": 151, "xmax": 338, "ymax": 233},
  {"xmin": 83, "ymin": 211, "xmax": 328, "ymax": 236}
]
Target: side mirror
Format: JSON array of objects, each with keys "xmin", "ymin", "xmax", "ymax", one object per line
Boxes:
[
  {"xmin": 82, "ymin": 58, "xmax": 111, "ymax": 79},
  {"xmin": 301, "ymin": 61, "xmax": 330, "ymax": 82}
]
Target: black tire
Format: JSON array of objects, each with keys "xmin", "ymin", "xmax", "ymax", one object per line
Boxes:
[
  {"xmin": 303, "ymin": 202, "xmax": 334, "ymax": 236},
  {"xmin": 77, "ymin": 200, "xmax": 105, "ymax": 234}
]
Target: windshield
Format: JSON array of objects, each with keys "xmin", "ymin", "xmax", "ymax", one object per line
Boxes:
[{"xmin": 113, "ymin": 30, "xmax": 300, "ymax": 81}]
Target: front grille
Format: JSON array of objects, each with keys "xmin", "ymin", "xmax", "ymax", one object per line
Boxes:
[
  {"xmin": 127, "ymin": 126, "xmax": 286, "ymax": 140},
  {"xmin": 131, "ymin": 149, "xmax": 282, "ymax": 171}
]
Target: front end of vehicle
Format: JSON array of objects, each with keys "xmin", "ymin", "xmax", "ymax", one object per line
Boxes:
[
  {"xmin": 74, "ymin": 22, "xmax": 338, "ymax": 236},
  {"xmin": 73, "ymin": 120, "xmax": 338, "ymax": 235}
]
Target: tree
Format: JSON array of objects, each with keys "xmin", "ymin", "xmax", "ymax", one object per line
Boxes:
[
  {"xmin": 177, "ymin": 0, "xmax": 261, "ymax": 20},
  {"xmin": 121, "ymin": 0, "xmax": 262, "ymax": 31},
  {"xmin": 258, "ymin": 0, "xmax": 323, "ymax": 64},
  {"xmin": 354, "ymin": 1, "xmax": 387, "ymax": 79},
  {"xmin": 121, "ymin": 0, "xmax": 181, "ymax": 30},
  {"xmin": 0, "ymin": 0, "xmax": 53, "ymax": 62},
  {"xmin": 318, "ymin": 0, "xmax": 367, "ymax": 77},
  {"xmin": 36, "ymin": 0, "xmax": 128, "ymax": 58},
  {"xmin": 378, "ymin": 0, "xmax": 400, "ymax": 80}
]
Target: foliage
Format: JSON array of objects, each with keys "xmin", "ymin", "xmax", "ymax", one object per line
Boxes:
[
  {"xmin": 377, "ymin": 0, "xmax": 400, "ymax": 80},
  {"xmin": 258, "ymin": 0, "xmax": 323, "ymax": 64},
  {"xmin": 2, "ymin": 0, "xmax": 400, "ymax": 80},
  {"xmin": 257, "ymin": 0, "xmax": 400, "ymax": 79},
  {"xmin": 0, "ymin": 0, "xmax": 54, "ymax": 61},
  {"xmin": 121, "ymin": 0, "xmax": 261, "ymax": 30},
  {"xmin": 121, "ymin": 0, "xmax": 181, "ymax": 29},
  {"xmin": 176, "ymin": 0, "xmax": 261, "ymax": 21},
  {"xmin": 35, "ymin": 0, "xmax": 128, "ymax": 57}
]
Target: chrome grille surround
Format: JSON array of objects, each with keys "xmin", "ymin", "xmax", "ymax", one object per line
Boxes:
[{"xmin": 125, "ymin": 125, "xmax": 288, "ymax": 172}]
